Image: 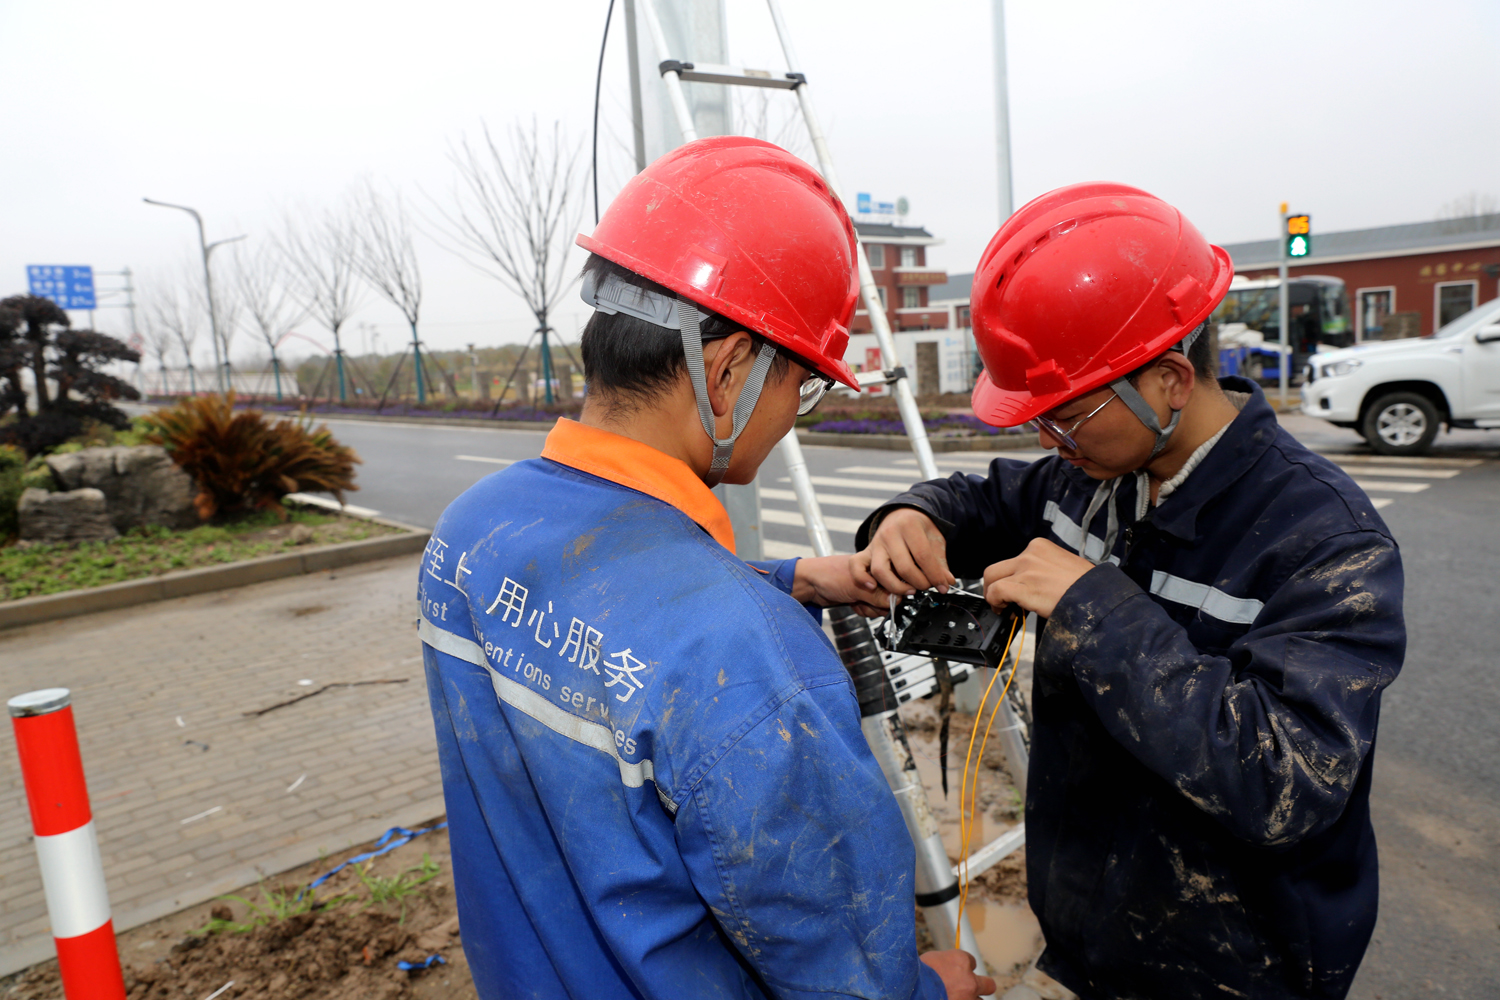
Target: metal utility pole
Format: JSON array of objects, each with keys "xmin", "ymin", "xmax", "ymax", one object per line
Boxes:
[
  {"xmin": 623, "ymin": 0, "xmax": 648, "ymax": 172},
  {"xmin": 143, "ymin": 199, "xmax": 245, "ymax": 394},
  {"xmin": 992, "ymin": 0, "xmax": 1014, "ymax": 221},
  {"xmin": 1278, "ymin": 201, "xmax": 1289, "ymax": 407}
]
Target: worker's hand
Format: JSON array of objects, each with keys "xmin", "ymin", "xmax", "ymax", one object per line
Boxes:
[
  {"xmin": 850, "ymin": 507, "xmax": 955, "ymax": 597},
  {"xmin": 983, "ymin": 537, "xmax": 1095, "ymax": 619},
  {"xmin": 792, "ymin": 555, "xmax": 893, "ymax": 617},
  {"xmin": 919, "ymin": 949, "xmax": 996, "ymax": 999}
]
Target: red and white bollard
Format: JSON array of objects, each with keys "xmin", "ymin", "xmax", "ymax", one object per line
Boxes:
[{"xmin": 9, "ymin": 688, "xmax": 126, "ymax": 998}]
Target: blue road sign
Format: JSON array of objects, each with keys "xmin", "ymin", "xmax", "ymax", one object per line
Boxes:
[{"xmin": 26, "ymin": 265, "xmax": 96, "ymax": 309}]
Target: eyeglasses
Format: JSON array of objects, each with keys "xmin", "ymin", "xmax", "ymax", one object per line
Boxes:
[
  {"xmin": 797, "ymin": 374, "xmax": 834, "ymax": 415},
  {"xmin": 1032, "ymin": 391, "xmax": 1117, "ymax": 451}
]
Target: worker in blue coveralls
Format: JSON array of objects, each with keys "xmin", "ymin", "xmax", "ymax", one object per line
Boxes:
[
  {"xmin": 850, "ymin": 183, "xmax": 1406, "ymax": 1000},
  {"xmin": 419, "ymin": 136, "xmax": 993, "ymax": 1000}
]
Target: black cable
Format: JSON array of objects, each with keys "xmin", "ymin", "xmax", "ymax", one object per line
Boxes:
[{"xmin": 593, "ymin": 0, "xmax": 617, "ymax": 225}]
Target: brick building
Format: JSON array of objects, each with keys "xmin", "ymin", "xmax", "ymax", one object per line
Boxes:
[
  {"xmin": 849, "ymin": 223, "xmax": 950, "ymax": 332},
  {"xmin": 841, "ymin": 225, "xmax": 979, "ymax": 396},
  {"xmin": 1220, "ymin": 217, "xmax": 1500, "ymax": 340}
]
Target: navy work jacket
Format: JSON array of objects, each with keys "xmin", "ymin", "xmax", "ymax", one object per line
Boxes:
[
  {"xmin": 420, "ymin": 419, "xmax": 945, "ymax": 1000},
  {"xmin": 855, "ymin": 379, "xmax": 1405, "ymax": 1000}
]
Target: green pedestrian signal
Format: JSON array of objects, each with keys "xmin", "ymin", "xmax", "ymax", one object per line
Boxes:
[{"xmin": 1286, "ymin": 214, "xmax": 1311, "ymax": 258}]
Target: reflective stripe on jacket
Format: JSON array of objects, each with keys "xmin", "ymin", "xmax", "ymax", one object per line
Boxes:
[
  {"xmin": 855, "ymin": 378, "xmax": 1405, "ymax": 1000},
  {"xmin": 422, "ymin": 419, "xmax": 945, "ymax": 1000}
]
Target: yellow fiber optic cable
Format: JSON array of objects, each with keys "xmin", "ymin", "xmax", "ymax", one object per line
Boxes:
[
  {"xmin": 954, "ymin": 615, "xmax": 1020, "ymax": 946},
  {"xmin": 959, "ymin": 621, "xmax": 1026, "ymax": 938}
]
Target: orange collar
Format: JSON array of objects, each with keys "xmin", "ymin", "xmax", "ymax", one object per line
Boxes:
[{"xmin": 541, "ymin": 419, "xmax": 735, "ymax": 552}]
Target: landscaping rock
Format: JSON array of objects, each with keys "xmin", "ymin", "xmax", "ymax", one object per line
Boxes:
[
  {"xmin": 18, "ymin": 487, "xmax": 119, "ymax": 543},
  {"xmin": 46, "ymin": 445, "xmax": 199, "ymax": 532}
]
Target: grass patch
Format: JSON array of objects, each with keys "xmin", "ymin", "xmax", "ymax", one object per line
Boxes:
[{"xmin": 0, "ymin": 507, "xmax": 404, "ymax": 601}]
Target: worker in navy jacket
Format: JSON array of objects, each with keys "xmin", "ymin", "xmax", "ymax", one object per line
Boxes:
[
  {"xmin": 851, "ymin": 184, "xmax": 1404, "ymax": 1000},
  {"xmin": 420, "ymin": 138, "xmax": 992, "ymax": 1000}
]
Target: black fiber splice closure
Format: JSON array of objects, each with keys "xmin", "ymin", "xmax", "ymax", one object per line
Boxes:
[
  {"xmin": 829, "ymin": 607, "xmax": 896, "ymax": 719},
  {"xmin": 884, "ymin": 591, "xmax": 1020, "ymax": 668}
]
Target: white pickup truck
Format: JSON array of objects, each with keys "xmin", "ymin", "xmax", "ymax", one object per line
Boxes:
[{"xmin": 1299, "ymin": 297, "xmax": 1500, "ymax": 454}]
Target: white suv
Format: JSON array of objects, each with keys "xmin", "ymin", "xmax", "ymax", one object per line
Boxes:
[{"xmin": 1300, "ymin": 297, "xmax": 1500, "ymax": 455}]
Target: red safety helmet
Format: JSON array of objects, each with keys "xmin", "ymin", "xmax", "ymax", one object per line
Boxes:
[
  {"xmin": 969, "ymin": 182, "xmax": 1233, "ymax": 427},
  {"xmin": 578, "ymin": 136, "xmax": 860, "ymax": 389}
]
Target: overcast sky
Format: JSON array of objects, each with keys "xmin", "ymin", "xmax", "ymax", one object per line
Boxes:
[{"xmin": 3, "ymin": 0, "xmax": 1496, "ymax": 364}]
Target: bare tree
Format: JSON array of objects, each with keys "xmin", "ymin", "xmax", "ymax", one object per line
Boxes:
[
  {"xmin": 231, "ymin": 241, "xmax": 304, "ymax": 401},
  {"xmin": 1437, "ymin": 191, "xmax": 1500, "ymax": 234},
  {"xmin": 146, "ymin": 277, "xmax": 203, "ymax": 395},
  {"xmin": 433, "ymin": 119, "xmax": 585, "ymax": 405},
  {"xmin": 279, "ymin": 204, "xmax": 363, "ymax": 402},
  {"xmin": 352, "ymin": 180, "xmax": 440, "ymax": 400},
  {"xmin": 137, "ymin": 300, "xmax": 175, "ymax": 394}
]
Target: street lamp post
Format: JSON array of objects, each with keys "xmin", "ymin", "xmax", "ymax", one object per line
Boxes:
[{"xmin": 143, "ymin": 198, "xmax": 245, "ymax": 394}]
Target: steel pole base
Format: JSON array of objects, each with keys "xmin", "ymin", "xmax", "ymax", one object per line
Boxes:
[{"xmin": 860, "ymin": 711, "xmax": 987, "ymax": 972}]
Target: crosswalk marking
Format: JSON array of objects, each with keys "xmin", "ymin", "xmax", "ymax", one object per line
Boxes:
[
  {"xmin": 757, "ymin": 444, "xmax": 1485, "ymax": 553},
  {"xmin": 762, "ymin": 538, "xmax": 820, "ymax": 559},
  {"xmin": 1328, "ymin": 454, "xmax": 1482, "ymax": 468},
  {"xmin": 784, "ymin": 474, "xmax": 919, "ymax": 492},
  {"xmin": 836, "ymin": 465, "xmax": 931, "ymax": 478},
  {"xmin": 1331, "ymin": 465, "xmax": 1460, "ymax": 479},
  {"xmin": 760, "ymin": 487, "xmax": 884, "ymax": 511},
  {"xmin": 761, "ymin": 508, "xmax": 865, "ymax": 534},
  {"xmin": 1352, "ymin": 480, "xmax": 1430, "ymax": 493},
  {"xmin": 895, "ymin": 452, "xmax": 1049, "ymax": 468}
]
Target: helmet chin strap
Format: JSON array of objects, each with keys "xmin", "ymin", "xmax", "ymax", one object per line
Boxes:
[
  {"xmin": 677, "ymin": 296, "xmax": 777, "ymax": 487},
  {"xmin": 1107, "ymin": 321, "xmax": 1207, "ymax": 461},
  {"xmin": 580, "ymin": 271, "xmax": 778, "ymax": 487}
]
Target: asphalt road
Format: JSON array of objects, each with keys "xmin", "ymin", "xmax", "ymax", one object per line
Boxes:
[{"xmin": 319, "ymin": 412, "xmax": 1500, "ymax": 998}]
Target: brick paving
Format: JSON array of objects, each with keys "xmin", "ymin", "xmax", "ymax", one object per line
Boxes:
[{"xmin": 0, "ymin": 554, "xmax": 441, "ymax": 975}]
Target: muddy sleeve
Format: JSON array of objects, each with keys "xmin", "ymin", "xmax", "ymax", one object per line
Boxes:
[
  {"xmin": 673, "ymin": 680, "xmax": 947, "ymax": 1000},
  {"xmin": 853, "ymin": 457, "xmax": 1050, "ymax": 578},
  {"xmin": 1043, "ymin": 531, "xmax": 1405, "ymax": 848}
]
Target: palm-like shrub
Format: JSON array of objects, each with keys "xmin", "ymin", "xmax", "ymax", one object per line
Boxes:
[{"xmin": 142, "ymin": 395, "xmax": 361, "ymax": 520}]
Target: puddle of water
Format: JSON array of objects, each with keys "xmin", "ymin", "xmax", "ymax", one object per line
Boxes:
[
  {"xmin": 907, "ymin": 729, "xmax": 1020, "ymax": 862},
  {"xmin": 965, "ymin": 898, "xmax": 1042, "ymax": 975}
]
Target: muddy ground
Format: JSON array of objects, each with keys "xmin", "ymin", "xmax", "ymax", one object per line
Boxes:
[
  {"xmin": 1, "ymin": 701, "xmax": 1034, "ymax": 999},
  {"xmin": 0, "ymin": 823, "xmax": 476, "ymax": 1000}
]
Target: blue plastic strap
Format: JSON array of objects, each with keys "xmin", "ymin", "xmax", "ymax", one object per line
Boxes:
[
  {"xmin": 306, "ymin": 821, "xmax": 449, "ymax": 892},
  {"xmin": 398, "ymin": 954, "xmax": 447, "ymax": 971}
]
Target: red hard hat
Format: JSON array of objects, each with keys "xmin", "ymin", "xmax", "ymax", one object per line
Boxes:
[
  {"xmin": 969, "ymin": 182, "xmax": 1233, "ymax": 426},
  {"xmin": 578, "ymin": 136, "xmax": 860, "ymax": 389}
]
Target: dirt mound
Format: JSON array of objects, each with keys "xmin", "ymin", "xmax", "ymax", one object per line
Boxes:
[
  {"xmin": 4, "ymin": 905, "xmax": 459, "ymax": 1000},
  {"xmin": 0, "ymin": 822, "xmax": 475, "ymax": 1000},
  {"xmin": 127, "ymin": 906, "xmax": 458, "ymax": 1000}
]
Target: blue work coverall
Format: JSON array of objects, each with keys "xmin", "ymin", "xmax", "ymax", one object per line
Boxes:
[
  {"xmin": 420, "ymin": 419, "xmax": 946, "ymax": 1000},
  {"xmin": 855, "ymin": 378, "xmax": 1405, "ymax": 1000}
]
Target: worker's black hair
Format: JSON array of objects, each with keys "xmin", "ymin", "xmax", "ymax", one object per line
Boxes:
[
  {"xmin": 1125, "ymin": 321, "xmax": 1218, "ymax": 386},
  {"xmin": 579, "ymin": 254, "xmax": 792, "ymax": 412}
]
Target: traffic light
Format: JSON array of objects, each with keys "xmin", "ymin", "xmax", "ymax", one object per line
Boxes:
[{"xmin": 1286, "ymin": 214, "xmax": 1311, "ymax": 258}]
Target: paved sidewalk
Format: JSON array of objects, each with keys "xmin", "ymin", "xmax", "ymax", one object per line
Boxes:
[{"xmin": 0, "ymin": 554, "xmax": 440, "ymax": 975}]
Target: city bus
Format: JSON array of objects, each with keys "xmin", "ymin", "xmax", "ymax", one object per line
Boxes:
[{"xmin": 1212, "ymin": 275, "xmax": 1351, "ymax": 380}]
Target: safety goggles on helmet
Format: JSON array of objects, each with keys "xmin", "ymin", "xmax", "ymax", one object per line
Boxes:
[{"xmin": 1032, "ymin": 391, "xmax": 1118, "ymax": 452}]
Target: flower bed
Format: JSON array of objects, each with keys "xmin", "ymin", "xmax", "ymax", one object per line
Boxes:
[
  {"xmin": 145, "ymin": 396, "xmax": 580, "ymax": 424},
  {"xmin": 800, "ymin": 410, "xmax": 1028, "ymax": 438}
]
